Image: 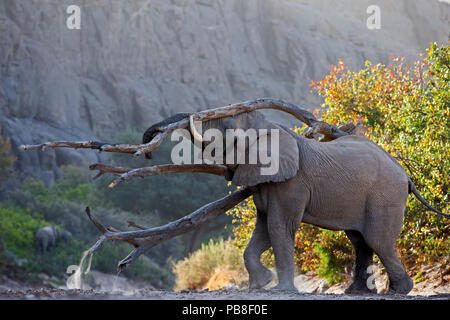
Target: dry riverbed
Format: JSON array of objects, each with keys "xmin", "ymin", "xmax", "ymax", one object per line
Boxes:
[
  {"xmin": 0, "ymin": 287, "xmax": 449, "ymax": 300},
  {"xmin": 1, "ymin": 262, "xmax": 448, "ymax": 300}
]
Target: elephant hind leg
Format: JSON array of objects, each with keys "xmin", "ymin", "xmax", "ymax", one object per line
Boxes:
[
  {"xmin": 244, "ymin": 210, "xmax": 273, "ymax": 289},
  {"xmin": 363, "ymin": 206, "xmax": 413, "ymax": 295},
  {"xmin": 373, "ymin": 246, "xmax": 413, "ymax": 294},
  {"xmin": 344, "ymin": 230, "xmax": 375, "ymax": 294}
]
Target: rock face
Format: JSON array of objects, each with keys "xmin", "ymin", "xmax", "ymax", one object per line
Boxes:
[{"xmin": 0, "ymin": 0, "xmax": 448, "ymax": 182}]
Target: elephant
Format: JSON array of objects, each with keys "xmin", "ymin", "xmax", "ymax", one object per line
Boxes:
[
  {"xmin": 142, "ymin": 110, "xmax": 447, "ymax": 294},
  {"xmin": 35, "ymin": 226, "xmax": 72, "ymax": 254}
]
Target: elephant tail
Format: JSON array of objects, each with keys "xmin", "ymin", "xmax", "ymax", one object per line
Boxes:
[{"xmin": 408, "ymin": 179, "xmax": 450, "ymax": 218}]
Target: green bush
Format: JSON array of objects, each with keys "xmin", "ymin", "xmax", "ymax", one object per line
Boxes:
[
  {"xmin": 313, "ymin": 231, "xmax": 353, "ymax": 285},
  {"xmin": 0, "ymin": 204, "xmax": 84, "ymax": 281},
  {"xmin": 0, "ymin": 205, "xmax": 48, "ymax": 258}
]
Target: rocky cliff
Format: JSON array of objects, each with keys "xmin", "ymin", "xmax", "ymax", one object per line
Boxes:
[{"xmin": 0, "ymin": 0, "xmax": 448, "ymax": 183}]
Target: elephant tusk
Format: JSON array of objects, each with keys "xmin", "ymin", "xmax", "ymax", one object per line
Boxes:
[{"xmin": 189, "ymin": 115, "xmax": 203, "ymax": 142}]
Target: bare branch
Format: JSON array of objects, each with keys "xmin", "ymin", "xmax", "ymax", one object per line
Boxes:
[
  {"xmin": 21, "ymin": 99, "xmax": 361, "ymax": 159},
  {"xmin": 88, "ymin": 163, "xmax": 130, "ymax": 180},
  {"xmin": 192, "ymin": 98, "xmax": 317, "ymax": 125},
  {"xmin": 85, "ymin": 186, "xmax": 256, "ymax": 271},
  {"xmin": 190, "ymin": 98, "xmax": 353, "ymax": 141},
  {"xmin": 127, "ymin": 221, "xmax": 148, "ymax": 230},
  {"xmin": 108, "ymin": 164, "xmax": 228, "ymax": 188},
  {"xmin": 21, "ymin": 141, "xmax": 110, "ymax": 152},
  {"xmin": 85, "ymin": 207, "xmax": 107, "ymax": 234},
  {"xmin": 88, "ymin": 163, "xmax": 228, "ymax": 187}
]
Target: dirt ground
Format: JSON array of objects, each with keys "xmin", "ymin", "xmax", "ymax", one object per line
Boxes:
[
  {"xmin": 0, "ymin": 287, "xmax": 449, "ymax": 300},
  {"xmin": 1, "ymin": 262, "xmax": 448, "ymax": 300}
]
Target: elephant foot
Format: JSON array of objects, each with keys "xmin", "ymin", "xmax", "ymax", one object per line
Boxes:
[
  {"xmin": 344, "ymin": 280, "xmax": 376, "ymax": 295},
  {"xmin": 387, "ymin": 275, "xmax": 413, "ymax": 295},
  {"xmin": 271, "ymin": 283, "xmax": 298, "ymax": 293},
  {"xmin": 249, "ymin": 268, "xmax": 274, "ymax": 289}
]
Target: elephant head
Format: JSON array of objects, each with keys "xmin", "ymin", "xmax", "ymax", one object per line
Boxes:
[{"xmin": 188, "ymin": 111, "xmax": 299, "ymax": 187}]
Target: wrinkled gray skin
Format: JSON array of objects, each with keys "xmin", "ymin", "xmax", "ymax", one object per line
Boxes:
[
  {"xmin": 35, "ymin": 226, "xmax": 72, "ymax": 254},
  {"xmin": 145, "ymin": 111, "xmax": 444, "ymax": 294}
]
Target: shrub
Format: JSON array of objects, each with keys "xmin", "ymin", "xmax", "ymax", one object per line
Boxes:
[
  {"xmin": 0, "ymin": 204, "xmax": 83, "ymax": 281},
  {"xmin": 313, "ymin": 231, "xmax": 353, "ymax": 285},
  {"xmin": 172, "ymin": 238, "xmax": 246, "ymax": 290},
  {"xmin": 310, "ymin": 42, "xmax": 449, "ymax": 266},
  {"xmin": 0, "ymin": 205, "xmax": 48, "ymax": 258}
]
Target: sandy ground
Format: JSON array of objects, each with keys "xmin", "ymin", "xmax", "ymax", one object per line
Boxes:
[
  {"xmin": 1, "ymin": 262, "xmax": 448, "ymax": 300},
  {"xmin": 0, "ymin": 287, "xmax": 449, "ymax": 300}
]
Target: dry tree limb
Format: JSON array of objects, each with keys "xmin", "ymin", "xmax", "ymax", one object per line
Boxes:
[
  {"xmin": 88, "ymin": 163, "xmax": 131, "ymax": 180},
  {"xmin": 21, "ymin": 141, "xmax": 138, "ymax": 153},
  {"xmin": 88, "ymin": 163, "xmax": 228, "ymax": 187},
  {"xmin": 190, "ymin": 98, "xmax": 351, "ymax": 141},
  {"xmin": 304, "ymin": 121, "xmax": 363, "ymax": 142},
  {"xmin": 20, "ymin": 118, "xmax": 188, "ymax": 158},
  {"xmin": 21, "ymin": 98, "xmax": 360, "ymax": 158},
  {"xmin": 127, "ymin": 221, "xmax": 148, "ymax": 230},
  {"xmin": 85, "ymin": 186, "xmax": 256, "ymax": 271},
  {"xmin": 108, "ymin": 164, "xmax": 228, "ymax": 188}
]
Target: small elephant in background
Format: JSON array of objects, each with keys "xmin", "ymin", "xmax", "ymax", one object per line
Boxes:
[{"xmin": 35, "ymin": 226, "xmax": 72, "ymax": 254}]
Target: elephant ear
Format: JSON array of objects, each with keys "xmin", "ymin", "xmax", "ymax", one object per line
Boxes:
[{"xmin": 232, "ymin": 122, "xmax": 299, "ymax": 187}]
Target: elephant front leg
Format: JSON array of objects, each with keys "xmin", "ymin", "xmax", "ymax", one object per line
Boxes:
[
  {"xmin": 244, "ymin": 212, "xmax": 273, "ymax": 289},
  {"xmin": 267, "ymin": 214, "xmax": 299, "ymax": 292}
]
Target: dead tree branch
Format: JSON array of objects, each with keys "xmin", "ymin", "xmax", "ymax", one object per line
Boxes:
[
  {"xmin": 21, "ymin": 98, "xmax": 362, "ymax": 158},
  {"xmin": 88, "ymin": 163, "xmax": 228, "ymax": 187},
  {"xmin": 21, "ymin": 141, "xmax": 136, "ymax": 153},
  {"xmin": 190, "ymin": 98, "xmax": 352, "ymax": 140},
  {"xmin": 86, "ymin": 186, "xmax": 256, "ymax": 271}
]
